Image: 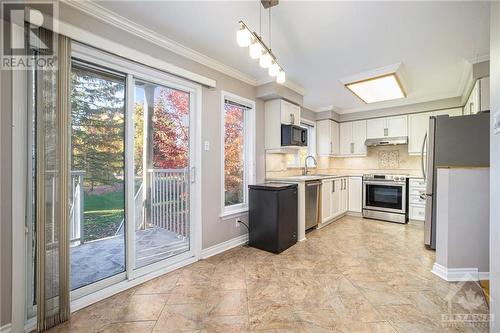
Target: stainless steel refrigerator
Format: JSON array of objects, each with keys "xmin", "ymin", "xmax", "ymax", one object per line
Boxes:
[{"xmin": 422, "ymin": 113, "xmax": 489, "ymax": 249}]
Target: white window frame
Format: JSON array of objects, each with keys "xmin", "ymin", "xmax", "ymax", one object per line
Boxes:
[
  {"xmin": 220, "ymin": 91, "xmax": 256, "ymax": 218},
  {"xmin": 288, "ymin": 119, "xmax": 317, "ymax": 168}
]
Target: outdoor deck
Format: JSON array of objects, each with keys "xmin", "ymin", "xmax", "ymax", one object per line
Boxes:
[{"xmin": 71, "ymin": 226, "xmax": 189, "ymax": 290}]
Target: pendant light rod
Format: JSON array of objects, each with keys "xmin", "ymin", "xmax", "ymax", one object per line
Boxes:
[{"xmin": 238, "ymin": 20, "xmax": 283, "ymax": 70}]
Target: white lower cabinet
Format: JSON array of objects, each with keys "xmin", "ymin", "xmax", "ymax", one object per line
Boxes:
[
  {"xmin": 348, "ymin": 177, "xmax": 362, "ymax": 213},
  {"xmin": 321, "ymin": 177, "xmax": 348, "ymax": 224},
  {"xmin": 409, "ymin": 178, "xmax": 426, "ymax": 221}
]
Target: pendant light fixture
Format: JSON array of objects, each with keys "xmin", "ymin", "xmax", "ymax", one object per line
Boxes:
[{"xmin": 236, "ymin": 0, "xmax": 285, "ymax": 84}]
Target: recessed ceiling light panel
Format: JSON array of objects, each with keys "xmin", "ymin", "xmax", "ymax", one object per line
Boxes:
[
  {"xmin": 340, "ymin": 63, "xmax": 407, "ymax": 104},
  {"xmin": 346, "ymin": 73, "xmax": 406, "ymax": 104}
]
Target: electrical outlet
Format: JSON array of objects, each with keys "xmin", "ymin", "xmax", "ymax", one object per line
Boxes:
[
  {"xmin": 204, "ymin": 141, "xmax": 210, "ymax": 151},
  {"xmin": 235, "ymin": 218, "xmax": 242, "ymax": 228}
]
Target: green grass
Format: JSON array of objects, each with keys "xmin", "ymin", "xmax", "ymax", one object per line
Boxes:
[{"xmin": 83, "ymin": 190, "xmax": 124, "ymax": 242}]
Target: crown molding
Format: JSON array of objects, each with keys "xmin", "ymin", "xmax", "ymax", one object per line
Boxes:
[
  {"xmin": 63, "ymin": 0, "xmax": 260, "ymax": 86},
  {"xmin": 469, "ymin": 53, "xmax": 490, "ymax": 64},
  {"xmin": 256, "ymin": 77, "xmax": 306, "ymax": 97}
]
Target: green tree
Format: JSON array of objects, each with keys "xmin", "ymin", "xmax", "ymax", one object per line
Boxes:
[{"xmin": 71, "ymin": 65, "xmax": 125, "ymax": 191}]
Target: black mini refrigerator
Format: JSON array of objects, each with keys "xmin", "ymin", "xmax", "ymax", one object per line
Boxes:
[{"xmin": 248, "ymin": 183, "xmax": 298, "ymax": 254}]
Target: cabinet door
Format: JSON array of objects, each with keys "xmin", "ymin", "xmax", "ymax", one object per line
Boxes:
[
  {"xmin": 339, "ymin": 122, "xmax": 352, "ymax": 155},
  {"xmin": 408, "ymin": 112, "xmax": 431, "ymax": 154},
  {"xmin": 348, "ymin": 177, "xmax": 362, "ymax": 213},
  {"xmin": 321, "ymin": 180, "xmax": 332, "ymax": 223},
  {"xmin": 316, "ymin": 120, "xmax": 332, "ymax": 155},
  {"xmin": 480, "ymin": 77, "xmax": 490, "ymax": 112},
  {"xmin": 331, "ymin": 121, "xmax": 340, "ymax": 155},
  {"xmin": 352, "ymin": 120, "xmax": 367, "ymax": 155},
  {"xmin": 289, "ymin": 103, "xmax": 301, "ymax": 126},
  {"xmin": 341, "ymin": 178, "xmax": 348, "ymax": 213},
  {"xmin": 331, "ymin": 179, "xmax": 341, "ymax": 217},
  {"xmin": 433, "ymin": 108, "xmax": 462, "ymax": 117},
  {"xmin": 366, "ymin": 118, "xmax": 386, "ymax": 139},
  {"xmin": 387, "ymin": 115, "xmax": 407, "ymax": 137}
]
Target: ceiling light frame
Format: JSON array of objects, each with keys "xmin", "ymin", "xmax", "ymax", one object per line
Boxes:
[{"xmin": 344, "ymin": 72, "xmax": 407, "ymax": 104}]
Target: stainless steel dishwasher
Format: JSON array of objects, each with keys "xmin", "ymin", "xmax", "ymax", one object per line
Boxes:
[{"xmin": 305, "ymin": 180, "xmax": 321, "ymax": 230}]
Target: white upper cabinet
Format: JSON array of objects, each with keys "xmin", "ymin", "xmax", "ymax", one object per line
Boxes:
[
  {"xmin": 387, "ymin": 115, "xmax": 407, "ymax": 137},
  {"xmin": 339, "ymin": 120, "xmax": 367, "ymax": 156},
  {"xmin": 279, "ymin": 100, "xmax": 301, "ymax": 125},
  {"xmin": 465, "ymin": 77, "xmax": 489, "ymax": 115},
  {"xmin": 366, "ymin": 118, "xmax": 386, "ymax": 139},
  {"xmin": 408, "ymin": 112, "xmax": 432, "ymax": 155},
  {"xmin": 433, "ymin": 107, "xmax": 463, "ymax": 117},
  {"xmin": 407, "ymin": 108, "xmax": 463, "ymax": 155},
  {"xmin": 339, "ymin": 122, "xmax": 352, "ymax": 155},
  {"xmin": 265, "ymin": 99, "xmax": 302, "ymax": 150},
  {"xmin": 366, "ymin": 115, "xmax": 407, "ymax": 139},
  {"xmin": 316, "ymin": 119, "xmax": 339, "ymax": 156}
]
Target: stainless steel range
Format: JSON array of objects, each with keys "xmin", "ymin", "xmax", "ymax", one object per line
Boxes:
[{"xmin": 362, "ymin": 174, "xmax": 408, "ymax": 224}]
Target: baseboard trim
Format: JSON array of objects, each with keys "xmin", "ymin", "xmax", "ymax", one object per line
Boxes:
[
  {"xmin": 432, "ymin": 263, "xmax": 489, "ymax": 282},
  {"xmin": 0, "ymin": 323, "xmax": 12, "ymax": 333},
  {"xmin": 201, "ymin": 234, "xmax": 248, "ymax": 259},
  {"xmin": 346, "ymin": 211, "xmax": 362, "ymax": 217}
]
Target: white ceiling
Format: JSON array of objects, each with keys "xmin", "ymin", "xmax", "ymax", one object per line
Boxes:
[{"xmin": 95, "ymin": 1, "xmax": 490, "ymax": 113}]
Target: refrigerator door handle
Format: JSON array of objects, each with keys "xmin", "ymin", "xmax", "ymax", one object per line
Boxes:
[{"xmin": 421, "ymin": 132, "xmax": 427, "ymax": 181}]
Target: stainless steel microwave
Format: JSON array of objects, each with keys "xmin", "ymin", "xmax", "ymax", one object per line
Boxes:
[{"xmin": 281, "ymin": 125, "xmax": 307, "ymax": 147}]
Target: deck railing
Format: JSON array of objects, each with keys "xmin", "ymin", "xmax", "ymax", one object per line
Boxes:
[
  {"xmin": 148, "ymin": 168, "xmax": 189, "ymax": 238},
  {"xmin": 70, "ymin": 171, "xmax": 85, "ymax": 245}
]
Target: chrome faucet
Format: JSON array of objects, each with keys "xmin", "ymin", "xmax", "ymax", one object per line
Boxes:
[{"xmin": 303, "ymin": 155, "xmax": 317, "ymax": 175}]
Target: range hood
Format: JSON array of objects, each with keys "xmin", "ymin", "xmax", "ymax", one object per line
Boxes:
[{"xmin": 364, "ymin": 136, "xmax": 408, "ymax": 147}]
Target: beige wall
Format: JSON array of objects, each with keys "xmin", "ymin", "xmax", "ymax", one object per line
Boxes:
[{"xmin": 490, "ymin": 2, "xmax": 500, "ymax": 329}]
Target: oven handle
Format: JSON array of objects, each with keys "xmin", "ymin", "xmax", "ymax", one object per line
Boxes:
[{"xmin": 363, "ymin": 181, "xmax": 406, "ymax": 186}]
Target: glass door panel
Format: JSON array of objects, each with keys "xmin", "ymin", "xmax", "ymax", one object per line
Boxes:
[
  {"xmin": 70, "ymin": 62, "xmax": 126, "ymax": 290},
  {"xmin": 134, "ymin": 80, "xmax": 191, "ymax": 269}
]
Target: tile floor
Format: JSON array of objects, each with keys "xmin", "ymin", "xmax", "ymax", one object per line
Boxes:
[{"xmin": 48, "ymin": 216, "xmax": 489, "ymax": 332}]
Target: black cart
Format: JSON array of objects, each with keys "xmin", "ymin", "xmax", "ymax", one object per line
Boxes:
[{"xmin": 248, "ymin": 183, "xmax": 298, "ymax": 254}]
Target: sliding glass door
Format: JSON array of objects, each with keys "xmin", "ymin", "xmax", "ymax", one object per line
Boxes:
[
  {"xmin": 134, "ymin": 80, "xmax": 191, "ymax": 269},
  {"xmin": 27, "ymin": 43, "xmax": 199, "ymax": 319},
  {"xmin": 70, "ymin": 62, "xmax": 126, "ymax": 290}
]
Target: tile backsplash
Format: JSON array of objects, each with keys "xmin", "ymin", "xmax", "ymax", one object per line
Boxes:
[{"xmin": 265, "ymin": 144, "xmax": 423, "ymax": 178}]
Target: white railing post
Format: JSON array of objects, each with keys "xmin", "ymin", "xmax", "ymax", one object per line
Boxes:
[{"xmin": 147, "ymin": 168, "xmax": 188, "ymax": 238}]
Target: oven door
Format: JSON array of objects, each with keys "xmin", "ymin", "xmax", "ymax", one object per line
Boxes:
[{"xmin": 363, "ymin": 181, "xmax": 406, "ymax": 214}]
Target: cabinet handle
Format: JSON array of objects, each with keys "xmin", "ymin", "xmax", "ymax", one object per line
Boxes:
[
  {"xmin": 332, "ymin": 181, "xmax": 335, "ymax": 193},
  {"xmin": 350, "ymin": 142, "xmax": 354, "ymax": 154},
  {"xmin": 470, "ymin": 102, "xmax": 474, "ymax": 114},
  {"xmin": 384, "ymin": 128, "xmax": 388, "ymax": 137},
  {"xmin": 290, "ymin": 113, "xmax": 295, "ymax": 124}
]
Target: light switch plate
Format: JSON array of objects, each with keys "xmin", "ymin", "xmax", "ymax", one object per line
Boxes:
[{"xmin": 494, "ymin": 113, "xmax": 500, "ymax": 135}]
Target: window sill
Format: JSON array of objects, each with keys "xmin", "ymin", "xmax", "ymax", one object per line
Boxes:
[{"xmin": 220, "ymin": 208, "xmax": 249, "ymax": 220}]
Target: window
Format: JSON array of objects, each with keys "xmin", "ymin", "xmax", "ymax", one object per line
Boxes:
[
  {"xmin": 221, "ymin": 92, "xmax": 255, "ymax": 216},
  {"xmin": 288, "ymin": 121, "xmax": 316, "ymax": 167}
]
